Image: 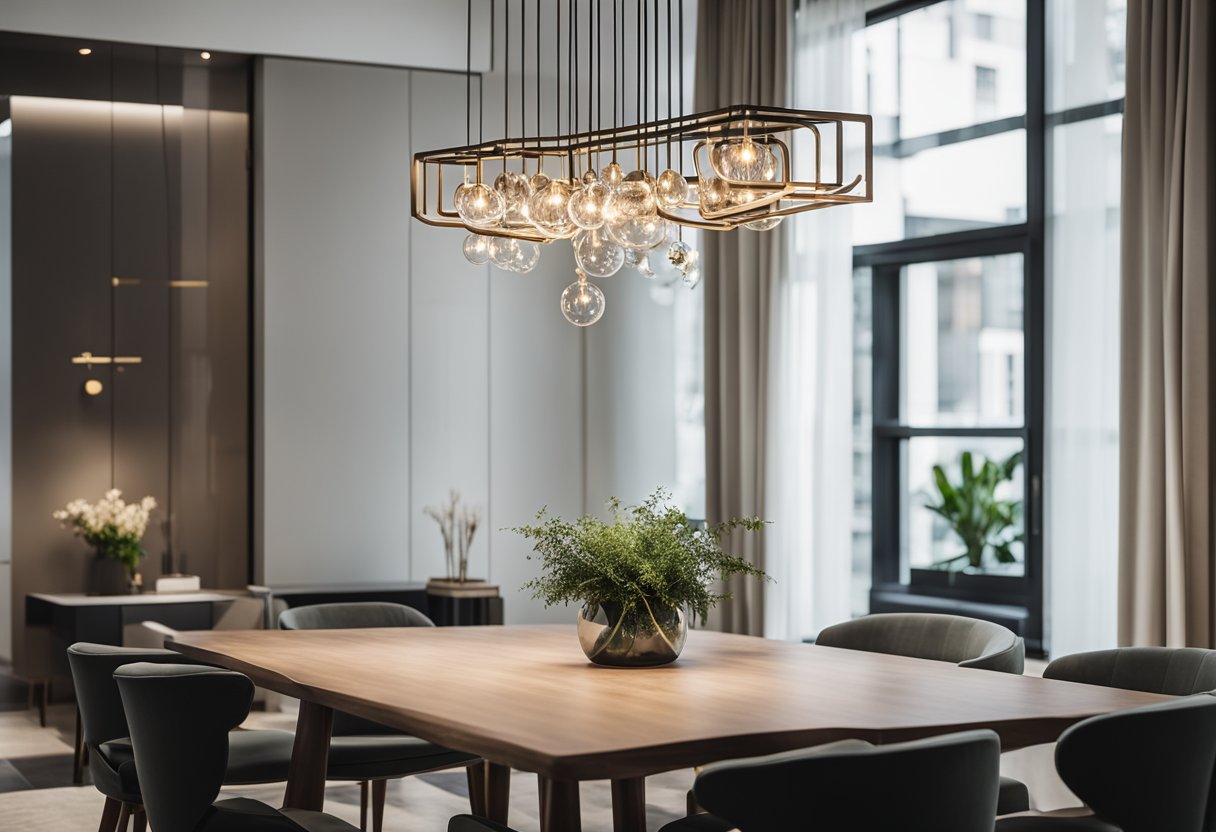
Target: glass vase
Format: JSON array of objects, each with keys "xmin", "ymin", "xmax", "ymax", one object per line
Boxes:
[{"xmin": 577, "ymin": 601, "xmax": 687, "ymax": 667}]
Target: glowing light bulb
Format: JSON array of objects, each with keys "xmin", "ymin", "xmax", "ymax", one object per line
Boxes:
[
  {"xmin": 606, "ymin": 170, "xmax": 658, "ymax": 220},
  {"xmin": 560, "ymin": 271, "xmax": 606, "ymax": 326},
  {"xmin": 602, "ymin": 161, "xmax": 625, "ymax": 188},
  {"xmin": 529, "ymin": 172, "xmax": 552, "ymax": 192},
  {"xmin": 528, "ymin": 179, "xmax": 575, "ymax": 238},
  {"xmin": 455, "ymin": 182, "xmax": 505, "ymax": 228},
  {"xmin": 743, "ymin": 215, "xmax": 784, "ymax": 231},
  {"xmin": 656, "ymin": 169, "xmax": 690, "ymax": 207},
  {"xmin": 511, "ymin": 241, "xmax": 541, "ymax": 273},
  {"xmin": 605, "ymin": 215, "xmax": 667, "ymax": 251},
  {"xmin": 488, "ymin": 237, "xmax": 522, "ymax": 272},
  {"xmin": 494, "ymin": 171, "xmax": 532, "ymax": 225},
  {"xmin": 568, "ymin": 180, "xmax": 612, "ymax": 230},
  {"xmin": 573, "ymin": 229, "xmax": 624, "ymax": 278},
  {"xmin": 711, "ymin": 137, "xmax": 778, "ymax": 182},
  {"xmin": 462, "ymin": 233, "xmax": 492, "ymax": 265},
  {"xmin": 698, "ymin": 176, "xmax": 731, "ymax": 212}
]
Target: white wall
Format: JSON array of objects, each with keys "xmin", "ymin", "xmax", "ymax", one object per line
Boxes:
[
  {"xmin": 256, "ymin": 58, "xmax": 585, "ymax": 622},
  {"xmin": 0, "ymin": 0, "xmax": 491, "ymax": 72}
]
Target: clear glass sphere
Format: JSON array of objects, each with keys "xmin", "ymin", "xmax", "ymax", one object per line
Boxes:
[
  {"xmin": 573, "ymin": 229, "xmax": 624, "ymax": 278},
  {"xmin": 743, "ymin": 215, "xmax": 784, "ymax": 231},
  {"xmin": 711, "ymin": 138, "xmax": 778, "ymax": 182},
  {"xmin": 602, "ymin": 161, "xmax": 624, "ymax": 188},
  {"xmin": 512, "ymin": 241, "xmax": 540, "ymax": 273},
  {"xmin": 528, "ymin": 179, "xmax": 576, "ymax": 238},
  {"xmin": 656, "ymin": 169, "xmax": 690, "ymax": 207},
  {"xmin": 488, "ymin": 237, "xmax": 521, "ymax": 272},
  {"xmin": 568, "ymin": 181, "xmax": 612, "ymax": 230},
  {"xmin": 605, "ymin": 216, "xmax": 667, "ymax": 251},
  {"xmin": 607, "ymin": 171, "xmax": 658, "ymax": 219},
  {"xmin": 529, "ymin": 172, "xmax": 552, "ymax": 192},
  {"xmin": 560, "ymin": 276, "xmax": 606, "ymax": 326},
  {"xmin": 455, "ymin": 182, "xmax": 505, "ymax": 228},
  {"xmin": 462, "ymin": 233, "xmax": 492, "ymax": 265},
  {"xmin": 698, "ymin": 176, "xmax": 731, "ymax": 212},
  {"xmin": 682, "ymin": 262, "xmax": 703, "ymax": 289},
  {"xmin": 494, "ymin": 171, "xmax": 532, "ymax": 225},
  {"xmin": 582, "ymin": 169, "xmax": 599, "ymax": 185}
]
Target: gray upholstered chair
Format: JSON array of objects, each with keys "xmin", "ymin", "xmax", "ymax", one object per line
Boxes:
[
  {"xmin": 654, "ymin": 730, "xmax": 1002, "ymax": 831},
  {"xmin": 812, "ymin": 612, "xmax": 1028, "ymax": 815},
  {"xmin": 69, "ymin": 642, "xmax": 476, "ymax": 832},
  {"xmin": 1043, "ymin": 646, "xmax": 1216, "ymax": 694},
  {"xmin": 278, "ymin": 602, "xmax": 486, "ymax": 827},
  {"xmin": 114, "ymin": 662, "xmax": 358, "ymax": 832},
  {"xmin": 996, "ymin": 694, "xmax": 1216, "ymax": 831}
]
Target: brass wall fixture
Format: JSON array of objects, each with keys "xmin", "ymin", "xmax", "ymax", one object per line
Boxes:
[
  {"xmin": 83, "ymin": 378, "xmax": 104, "ymax": 396},
  {"xmin": 111, "ymin": 276, "xmax": 209, "ymax": 288},
  {"xmin": 71, "ymin": 351, "xmax": 143, "ymax": 366}
]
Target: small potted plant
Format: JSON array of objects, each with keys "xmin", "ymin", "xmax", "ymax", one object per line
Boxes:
[
  {"xmin": 913, "ymin": 450, "xmax": 1023, "ymax": 590},
  {"xmin": 53, "ymin": 489, "xmax": 157, "ymax": 595},
  {"xmin": 514, "ymin": 489, "xmax": 767, "ymax": 667}
]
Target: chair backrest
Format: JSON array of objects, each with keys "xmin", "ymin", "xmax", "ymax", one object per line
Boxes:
[
  {"xmin": 1055, "ymin": 695, "xmax": 1216, "ymax": 832},
  {"xmin": 115, "ymin": 663, "xmax": 253, "ymax": 832},
  {"xmin": 815, "ymin": 613, "xmax": 1024, "ymax": 674},
  {"xmin": 278, "ymin": 601, "xmax": 435, "ymax": 630},
  {"xmin": 67, "ymin": 642, "xmax": 197, "ymax": 749},
  {"xmin": 1045, "ymin": 647, "xmax": 1216, "ymax": 695},
  {"xmin": 694, "ymin": 730, "xmax": 1001, "ymax": 832}
]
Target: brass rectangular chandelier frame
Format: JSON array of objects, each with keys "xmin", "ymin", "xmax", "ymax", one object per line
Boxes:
[{"xmin": 411, "ymin": 104, "xmax": 873, "ymax": 239}]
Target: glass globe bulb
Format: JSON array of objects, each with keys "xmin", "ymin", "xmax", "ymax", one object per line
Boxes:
[
  {"xmin": 494, "ymin": 171, "xmax": 532, "ymax": 225},
  {"xmin": 528, "ymin": 179, "xmax": 575, "ymax": 238},
  {"xmin": 582, "ymin": 169, "xmax": 599, "ymax": 185},
  {"xmin": 462, "ymin": 233, "xmax": 492, "ymax": 265},
  {"xmin": 560, "ymin": 273, "xmax": 606, "ymax": 327},
  {"xmin": 711, "ymin": 137, "xmax": 778, "ymax": 182},
  {"xmin": 698, "ymin": 176, "xmax": 731, "ymax": 212},
  {"xmin": 511, "ymin": 241, "xmax": 540, "ymax": 273},
  {"xmin": 568, "ymin": 181, "xmax": 612, "ymax": 230},
  {"xmin": 605, "ymin": 215, "xmax": 667, "ymax": 251},
  {"xmin": 743, "ymin": 215, "xmax": 784, "ymax": 231},
  {"xmin": 488, "ymin": 237, "xmax": 520, "ymax": 272},
  {"xmin": 455, "ymin": 182, "xmax": 505, "ymax": 228},
  {"xmin": 573, "ymin": 229, "xmax": 624, "ymax": 278},
  {"xmin": 529, "ymin": 172, "xmax": 551, "ymax": 192},
  {"xmin": 606, "ymin": 171, "xmax": 658, "ymax": 220},
  {"xmin": 602, "ymin": 161, "xmax": 624, "ymax": 188},
  {"xmin": 656, "ymin": 169, "xmax": 689, "ymax": 207},
  {"xmin": 681, "ymin": 262, "xmax": 703, "ymax": 289}
]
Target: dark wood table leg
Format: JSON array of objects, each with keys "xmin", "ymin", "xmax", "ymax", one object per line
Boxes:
[
  {"xmin": 466, "ymin": 763, "xmax": 488, "ymax": 816},
  {"xmin": 282, "ymin": 700, "xmax": 333, "ymax": 811},
  {"xmin": 538, "ymin": 775, "xmax": 581, "ymax": 832},
  {"xmin": 486, "ymin": 762, "xmax": 511, "ymax": 824},
  {"xmin": 611, "ymin": 777, "xmax": 647, "ymax": 832}
]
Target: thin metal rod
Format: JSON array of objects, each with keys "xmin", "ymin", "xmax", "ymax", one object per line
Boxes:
[
  {"xmin": 665, "ymin": 0, "xmax": 672, "ymax": 169},
  {"xmin": 504, "ymin": 0, "xmax": 509, "ymax": 138},
  {"xmin": 466, "ymin": 0, "xmax": 472, "ymax": 145},
  {"xmin": 678, "ymin": 0, "xmax": 684, "ymax": 173},
  {"xmin": 612, "ymin": 0, "xmax": 619, "ymax": 160},
  {"xmin": 520, "ymin": 0, "xmax": 525, "ymax": 166}
]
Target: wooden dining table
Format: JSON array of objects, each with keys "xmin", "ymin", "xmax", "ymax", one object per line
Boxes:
[{"xmin": 169, "ymin": 624, "xmax": 1170, "ymax": 832}]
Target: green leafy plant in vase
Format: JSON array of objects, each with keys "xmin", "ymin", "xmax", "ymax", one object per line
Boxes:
[
  {"xmin": 53, "ymin": 489, "xmax": 158, "ymax": 594},
  {"xmin": 514, "ymin": 489, "xmax": 767, "ymax": 667},
  {"xmin": 925, "ymin": 450, "xmax": 1023, "ymax": 572}
]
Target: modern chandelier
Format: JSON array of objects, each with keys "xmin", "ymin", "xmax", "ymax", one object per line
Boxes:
[{"xmin": 411, "ymin": 0, "xmax": 873, "ymax": 326}]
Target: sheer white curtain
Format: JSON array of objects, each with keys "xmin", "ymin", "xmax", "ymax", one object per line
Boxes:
[{"xmin": 763, "ymin": 0, "xmax": 864, "ymax": 640}]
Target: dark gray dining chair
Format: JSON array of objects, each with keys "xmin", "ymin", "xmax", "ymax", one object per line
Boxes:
[
  {"xmin": 278, "ymin": 602, "xmax": 486, "ymax": 827},
  {"xmin": 114, "ymin": 662, "xmax": 359, "ymax": 832},
  {"xmin": 655, "ymin": 729, "xmax": 1002, "ymax": 831},
  {"xmin": 812, "ymin": 612, "xmax": 1029, "ymax": 815},
  {"xmin": 995, "ymin": 694, "xmax": 1216, "ymax": 832},
  {"xmin": 1043, "ymin": 646, "xmax": 1216, "ymax": 694},
  {"xmin": 69, "ymin": 642, "xmax": 477, "ymax": 832}
]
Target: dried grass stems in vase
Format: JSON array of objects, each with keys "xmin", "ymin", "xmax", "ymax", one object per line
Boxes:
[{"xmin": 425, "ymin": 489, "xmax": 482, "ymax": 583}]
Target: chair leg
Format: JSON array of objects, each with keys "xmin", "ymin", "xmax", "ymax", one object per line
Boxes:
[
  {"xmin": 131, "ymin": 807, "xmax": 146, "ymax": 832},
  {"xmin": 359, "ymin": 781, "xmax": 369, "ymax": 831},
  {"xmin": 371, "ymin": 779, "xmax": 387, "ymax": 832},
  {"xmin": 115, "ymin": 802, "xmax": 134, "ymax": 832},
  {"xmin": 97, "ymin": 797, "xmax": 122, "ymax": 832},
  {"xmin": 40, "ymin": 679, "xmax": 50, "ymax": 728}
]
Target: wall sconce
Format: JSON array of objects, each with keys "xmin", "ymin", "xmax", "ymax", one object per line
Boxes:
[{"xmin": 83, "ymin": 378, "xmax": 104, "ymax": 396}]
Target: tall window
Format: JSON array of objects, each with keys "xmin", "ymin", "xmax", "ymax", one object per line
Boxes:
[{"xmin": 851, "ymin": 0, "xmax": 1125, "ymax": 654}]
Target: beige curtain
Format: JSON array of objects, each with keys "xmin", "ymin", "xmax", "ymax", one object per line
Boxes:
[
  {"xmin": 696, "ymin": 0, "xmax": 790, "ymax": 635},
  {"xmin": 1118, "ymin": 0, "xmax": 1216, "ymax": 647}
]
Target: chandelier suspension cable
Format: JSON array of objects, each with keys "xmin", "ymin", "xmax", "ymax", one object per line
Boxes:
[
  {"xmin": 520, "ymin": 0, "xmax": 526, "ymax": 172},
  {"xmin": 504, "ymin": 0, "xmax": 510, "ymax": 155},
  {"xmin": 466, "ymin": 0, "xmax": 472, "ymax": 147},
  {"xmin": 536, "ymin": 0, "xmax": 542, "ymax": 172},
  {"xmin": 653, "ymin": 0, "xmax": 660, "ymax": 174},
  {"xmin": 665, "ymin": 0, "xmax": 672, "ymax": 171},
  {"xmin": 678, "ymin": 0, "xmax": 683, "ymax": 173},
  {"xmin": 612, "ymin": 0, "xmax": 619, "ymax": 163},
  {"xmin": 555, "ymin": 0, "xmax": 561, "ymax": 178},
  {"xmin": 594, "ymin": 0, "xmax": 601, "ymax": 172},
  {"xmin": 567, "ymin": 0, "xmax": 574, "ymax": 177}
]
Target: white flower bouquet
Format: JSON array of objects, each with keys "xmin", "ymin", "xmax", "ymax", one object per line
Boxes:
[{"xmin": 53, "ymin": 489, "xmax": 157, "ymax": 576}]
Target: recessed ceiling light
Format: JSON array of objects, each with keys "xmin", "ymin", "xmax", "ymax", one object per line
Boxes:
[
  {"xmin": 78, "ymin": 47, "xmax": 93, "ymax": 56},
  {"xmin": 200, "ymin": 51, "xmax": 211, "ymax": 60}
]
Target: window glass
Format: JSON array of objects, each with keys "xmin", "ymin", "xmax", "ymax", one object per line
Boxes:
[
  {"xmin": 902, "ymin": 436, "xmax": 1026, "ymax": 576},
  {"xmin": 862, "ymin": 0, "xmax": 1026, "ymax": 139},
  {"xmin": 901, "ymin": 254, "xmax": 1025, "ymax": 427},
  {"xmin": 1047, "ymin": 0, "xmax": 1127, "ymax": 112}
]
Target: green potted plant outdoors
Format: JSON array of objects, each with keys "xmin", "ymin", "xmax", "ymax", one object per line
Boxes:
[
  {"xmin": 514, "ymin": 489, "xmax": 767, "ymax": 667},
  {"xmin": 913, "ymin": 450, "xmax": 1023, "ymax": 590}
]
